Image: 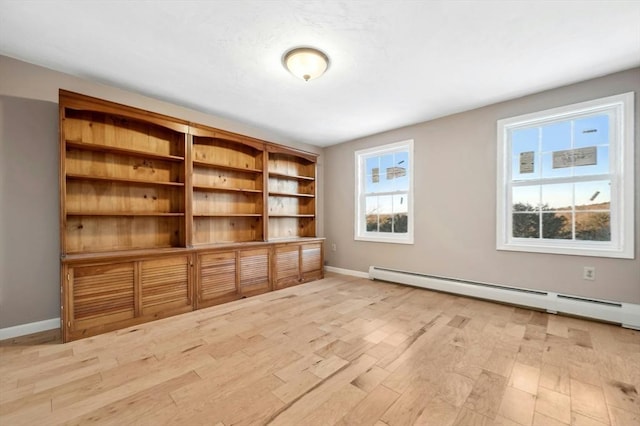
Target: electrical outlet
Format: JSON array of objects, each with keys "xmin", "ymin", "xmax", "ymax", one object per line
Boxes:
[
  {"xmin": 331, "ymin": 243, "xmax": 337, "ymax": 252},
  {"xmin": 583, "ymin": 266, "xmax": 595, "ymax": 281}
]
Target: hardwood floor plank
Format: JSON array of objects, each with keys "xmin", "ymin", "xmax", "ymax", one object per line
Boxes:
[
  {"xmin": 64, "ymin": 371, "xmax": 200, "ymax": 426},
  {"xmin": 379, "ymin": 377, "xmax": 437, "ymax": 426},
  {"xmin": 267, "ymin": 354, "xmax": 378, "ymax": 425},
  {"xmin": 571, "ymin": 378, "xmax": 611, "ymax": 424},
  {"xmin": 297, "ymin": 383, "xmax": 367, "ymax": 426},
  {"xmin": 463, "ymin": 369, "xmax": 508, "ymax": 419},
  {"xmin": 336, "ymin": 384, "xmax": 399, "ymax": 426},
  {"xmin": 272, "ymin": 371, "xmax": 322, "ymax": 404},
  {"xmin": 497, "ymin": 386, "xmax": 536, "ymax": 425},
  {"xmin": 535, "ymin": 386, "xmax": 571, "ymax": 424}
]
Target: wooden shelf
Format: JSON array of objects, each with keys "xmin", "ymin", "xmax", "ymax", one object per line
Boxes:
[
  {"xmin": 268, "ymin": 172, "xmax": 314, "ymax": 181},
  {"xmin": 66, "ymin": 173, "xmax": 184, "ymax": 187},
  {"xmin": 269, "ymin": 191, "xmax": 314, "ymax": 198},
  {"xmin": 66, "ymin": 140, "xmax": 184, "ymax": 162},
  {"xmin": 193, "ymin": 161, "xmax": 262, "ymax": 174},
  {"xmin": 67, "ymin": 212, "xmax": 185, "ymax": 217},
  {"xmin": 194, "ymin": 213, "xmax": 262, "ymax": 217},
  {"xmin": 194, "ymin": 185, "xmax": 262, "ymax": 194}
]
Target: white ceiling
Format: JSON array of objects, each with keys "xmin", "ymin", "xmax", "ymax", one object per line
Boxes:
[{"xmin": 1, "ymin": 1, "xmax": 639, "ymax": 147}]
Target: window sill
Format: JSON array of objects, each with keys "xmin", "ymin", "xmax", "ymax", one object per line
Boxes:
[
  {"xmin": 497, "ymin": 241, "xmax": 632, "ymax": 259},
  {"xmin": 355, "ymin": 235, "xmax": 414, "ymax": 245}
]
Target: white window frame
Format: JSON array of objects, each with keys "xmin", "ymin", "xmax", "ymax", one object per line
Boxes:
[
  {"xmin": 496, "ymin": 92, "xmax": 634, "ymax": 259},
  {"xmin": 355, "ymin": 139, "xmax": 414, "ymax": 244}
]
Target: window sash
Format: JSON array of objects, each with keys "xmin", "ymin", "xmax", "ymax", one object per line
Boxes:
[
  {"xmin": 355, "ymin": 140, "xmax": 414, "ymax": 244},
  {"xmin": 496, "ymin": 92, "xmax": 634, "ymax": 258}
]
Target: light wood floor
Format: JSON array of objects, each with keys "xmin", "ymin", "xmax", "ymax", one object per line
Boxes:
[{"xmin": 1, "ymin": 273, "xmax": 639, "ymax": 426}]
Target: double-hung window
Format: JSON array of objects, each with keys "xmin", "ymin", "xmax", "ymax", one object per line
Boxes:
[
  {"xmin": 496, "ymin": 92, "xmax": 634, "ymax": 258},
  {"xmin": 355, "ymin": 140, "xmax": 414, "ymax": 244}
]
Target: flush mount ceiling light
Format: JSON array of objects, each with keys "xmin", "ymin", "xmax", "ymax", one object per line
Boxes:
[{"xmin": 283, "ymin": 47, "xmax": 329, "ymax": 81}]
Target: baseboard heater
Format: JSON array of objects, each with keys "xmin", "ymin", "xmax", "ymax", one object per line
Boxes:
[{"xmin": 368, "ymin": 266, "xmax": 640, "ymax": 330}]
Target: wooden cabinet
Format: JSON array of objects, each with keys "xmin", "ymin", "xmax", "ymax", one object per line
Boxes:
[
  {"xmin": 62, "ymin": 253, "xmax": 193, "ymax": 341},
  {"xmin": 267, "ymin": 146, "xmax": 316, "ymax": 240},
  {"xmin": 273, "ymin": 242, "xmax": 324, "ymax": 289},
  {"xmin": 59, "ymin": 90, "xmax": 323, "ymax": 341}
]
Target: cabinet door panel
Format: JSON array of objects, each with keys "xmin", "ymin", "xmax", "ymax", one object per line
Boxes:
[
  {"xmin": 198, "ymin": 251, "xmax": 238, "ymax": 304},
  {"xmin": 141, "ymin": 255, "xmax": 191, "ymax": 315},
  {"xmin": 239, "ymin": 248, "xmax": 270, "ymax": 296},
  {"xmin": 70, "ymin": 262, "xmax": 135, "ymax": 331},
  {"xmin": 301, "ymin": 243, "xmax": 322, "ymax": 274},
  {"xmin": 274, "ymin": 245, "xmax": 300, "ymax": 289}
]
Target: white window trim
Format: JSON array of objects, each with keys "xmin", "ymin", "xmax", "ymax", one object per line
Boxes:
[
  {"xmin": 496, "ymin": 92, "xmax": 635, "ymax": 259},
  {"xmin": 355, "ymin": 139, "xmax": 414, "ymax": 244}
]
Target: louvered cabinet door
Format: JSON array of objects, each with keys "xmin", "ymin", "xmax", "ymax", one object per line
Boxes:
[
  {"xmin": 65, "ymin": 262, "xmax": 135, "ymax": 340},
  {"xmin": 140, "ymin": 255, "xmax": 192, "ymax": 316},
  {"xmin": 301, "ymin": 242, "xmax": 323, "ymax": 282},
  {"xmin": 239, "ymin": 248, "xmax": 270, "ymax": 297},
  {"xmin": 197, "ymin": 251, "xmax": 239, "ymax": 308},
  {"xmin": 273, "ymin": 245, "xmax": 301, "ymax": 289}
]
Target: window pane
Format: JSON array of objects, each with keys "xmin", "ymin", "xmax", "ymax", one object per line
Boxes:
[
  {"xmin": 512, "ymin": 128, "xmax": 540, "ymax": 180},
  {"xmin": 541, "ymin": 183, "xmax": 572, "ymax": 211},
  {"xmin": 365, "ymin": 157, "xmax": 379, "ymax": 175},
  {"xmin": 377, "ymin": 194, "xmax": 393, "ymax": 233},
  {"xmin": 541, "ymin": 121, "xmax": 571, "ymax": 152},
  {"xmin": 575, "ymin": 212, "xmax": 610, "ymax": 241},
  {"xmin": 512, "ymin": 186, "xmax": 540, "ymax": 211},
  {"xmin": 541, "ymin": 151, "xmax": 571, "ymax": 178},
  {"xmin": 378, "ymin": 214, "xmax": 393, "ymax": 232},
  {"xmin": 393, "ymin": 213, "xmax": 408, "ymax": 233},
  {"xmin": 392, "ymin": 151, "xmax": 409, "ymax": 191},
  {"xmin": 542, "ymin": 212, "xmax": 572, "ymax": 239},
  {"xmin": 574, "ymin": 146, "xmax": 609, "ymax": 176},
  {"xmin": 365, "ymin": 156, "xmax": 381, "ymax": 193},
  {"xmin": 575, "ymin": 181, "xmax": 611, "ymax": 209},
  {"xmin": 574, "ymin": 114, "xmax": 608, "ymax": 148},
  {"xmin": 392, "ymin": 194, "xmax": 407, "ymax": 214},
  {"xmin": 512, "ymin": 128, "xmax": 539, "ymax": 153},
  {"xmin": 377, "ymin": 195, "xmax": 392, "ymax": 214},
  {"xmin": 513, "ymin": 212, "xmax": 539, "ymax": 238},
  {"xmin": 365, "ymin": 196, "xmax": 378, "ymax": 231},
  {"xmin": 380, "ymin": 154, "xmax": 394, "ymax": 177},
  {"xmin": 512, "ymin": 151, "xmax": 540, "ymax": 180},
  {"xmin": 365, "ymin": 172, "xmax": 382, "ymax": 193}
]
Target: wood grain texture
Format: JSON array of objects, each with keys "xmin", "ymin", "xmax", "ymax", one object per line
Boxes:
[{"xmin": 3, "ymin": 272, "xmax": 639, "ymax": 425}]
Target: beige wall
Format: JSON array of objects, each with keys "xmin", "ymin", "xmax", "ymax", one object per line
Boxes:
[
  {"xmin": 0, "ymin": 96, "xmax": 60, "ymax": 327},
  {"xmin": 324, "ymin": 68, "xmax": 640, "ymax": 304},
  {"xmin": 0, "ymin": 55, "xmax": 324, "ymax": 328}
]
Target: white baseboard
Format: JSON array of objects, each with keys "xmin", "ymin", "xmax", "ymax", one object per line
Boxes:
[
  {"xmin": 0, "ymin": 318, "xmax": 60, "ymax": 340},
  {"xmin": 369, "ymin": 266, "xmax": 640, "ymax": 330},
  {"xmin": 324, "ymin": 266, "xmax": 369, "ymax": 279}
]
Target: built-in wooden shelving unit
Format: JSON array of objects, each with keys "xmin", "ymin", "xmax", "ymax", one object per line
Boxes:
[{"xmin": 59, "ymin": 90, "xmax": 323, "ymax": 342}]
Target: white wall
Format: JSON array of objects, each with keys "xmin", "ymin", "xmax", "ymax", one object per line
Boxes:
[{"xmin": 324, "ymin": 68, "xmax": 640, "ymax": 304}]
